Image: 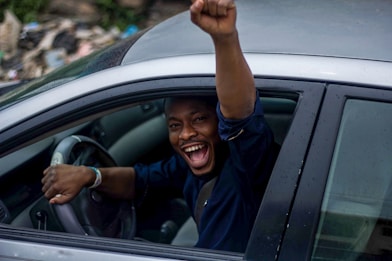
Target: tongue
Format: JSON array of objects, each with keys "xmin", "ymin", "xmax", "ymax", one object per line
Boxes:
[{"xmin": 190, "ymin": 146, "xmax": 207, "ymax": 162}]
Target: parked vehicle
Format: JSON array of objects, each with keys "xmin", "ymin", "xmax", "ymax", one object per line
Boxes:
[
  {"xmin": 1, "ymin": 0, "xmax": 392, "ymax": 260},
  {"xmin": 0, "ymin": 80, "xmax": 27, "ymax": 96}
]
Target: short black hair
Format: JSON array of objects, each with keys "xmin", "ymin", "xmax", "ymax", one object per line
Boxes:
[{"xmin": 163, "ymin": 95, "xmax": 218, "ymax": 114}]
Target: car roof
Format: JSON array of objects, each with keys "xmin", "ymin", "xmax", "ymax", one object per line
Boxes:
[
  {"xmin": 124, "ymin": 0, "xmax": 392, "ymax": 64},
  {"xmin": 1, "ymin": 0, "xmax": 392, "ymax": 134}
]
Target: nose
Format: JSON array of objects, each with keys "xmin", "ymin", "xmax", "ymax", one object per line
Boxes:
[{"xmin": 179, "ymin": 123, "xmax": 197, "ymax": 140}]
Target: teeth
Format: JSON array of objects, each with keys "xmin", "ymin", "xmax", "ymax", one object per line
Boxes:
[{"xmin": 184, "ymin": 144, "xmax": 204, "ymax": 153}]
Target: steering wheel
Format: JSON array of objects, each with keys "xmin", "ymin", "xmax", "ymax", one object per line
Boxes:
[{"xmin": 50, "ymin": 135, "xmax": 136, "ymax": 239}]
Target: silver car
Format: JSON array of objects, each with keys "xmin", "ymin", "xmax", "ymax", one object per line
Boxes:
[{"xmin": 1, "ymin": 0, "xmax": 392, "ymax": 260}]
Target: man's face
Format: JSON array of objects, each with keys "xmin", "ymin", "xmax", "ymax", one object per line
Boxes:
[{"xmin": 166, "ymin": 98, "xmax": 220, "ymax": 176}]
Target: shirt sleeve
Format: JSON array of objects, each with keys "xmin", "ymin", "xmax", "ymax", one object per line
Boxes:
[
  {"xmin": 217, "ymin": 93, "xmax": 268, "ymax": 141},
  {"xmin": 216, "ymin": 93, "xmax": 274, "ymax": 180},
  {"xmin": 194, "ymin": 94, "xmax": 276, "ymax": 252},
  {"xmin": 133, "ymin": 154, "xmax": 188, "ymax": 204}
]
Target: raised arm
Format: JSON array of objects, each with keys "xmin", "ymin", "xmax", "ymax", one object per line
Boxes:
[{"xmin": 190, "ymin": 0, "xmax": 256, "ymax": 119}]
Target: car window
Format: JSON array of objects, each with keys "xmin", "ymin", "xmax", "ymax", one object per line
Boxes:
[
  {"xmin": 312, "ymin": 99, "xmax": 392, "ymax": 260},
  {"xmin": 0, "ymin": 90, "xmax": 299, "ymax": 259}
]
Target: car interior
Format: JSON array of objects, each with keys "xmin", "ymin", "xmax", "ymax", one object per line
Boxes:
[{"xmin": 0, "ymin": 93, "xmax": 298, "ymax": 249}]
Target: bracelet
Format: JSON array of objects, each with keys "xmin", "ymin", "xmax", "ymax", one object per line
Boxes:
[{"xmin": 88, "ymin": 167, "xmax": 102, "ymax": 189}]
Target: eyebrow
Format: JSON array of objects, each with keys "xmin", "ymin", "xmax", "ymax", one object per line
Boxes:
[{"xmin": 166, "ymin": 110, "xmax": 202, "ymax": 122}]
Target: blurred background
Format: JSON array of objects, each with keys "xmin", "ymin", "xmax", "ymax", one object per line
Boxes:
[{"xmin": 0, "ymin": 0, "xmax": 188, "ymax": 82}]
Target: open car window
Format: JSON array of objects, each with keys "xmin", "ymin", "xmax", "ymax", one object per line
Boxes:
[{"xmin": 0, "ymin": 91, "xmax": 299, "ymax": 257}]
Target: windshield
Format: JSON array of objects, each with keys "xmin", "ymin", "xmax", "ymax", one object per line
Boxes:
[
  {"xmin": 0, "ymin": 49, "xmax": 105, "ymax": 110},
  {"xmin": 0, "ymin": 33, "xmax": 142, "ymax": 110}
]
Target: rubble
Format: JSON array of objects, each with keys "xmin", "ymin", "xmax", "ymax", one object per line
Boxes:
[
  {"xmin": 0, "ymin": 11, "xmax": 127, "ymax": 81},
  {"xmin": 0, "ymin": 1, "xmax": 189, "ymax": 82},
  {"xmin": 0, "ymin": 10, "xmax": 22, "ymax": 59}
]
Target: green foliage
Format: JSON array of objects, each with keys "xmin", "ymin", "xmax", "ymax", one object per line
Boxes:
[
  {"xmin": 0, "ymin": 0, "xmax": 49, "ymax": 23},
  {"xmin": 0, "ymin": 0, "xmax": 143, "ymax": 30},
  {"xmin": 96, "ymin": 0, "xmax": 143, "ymax": 30}
]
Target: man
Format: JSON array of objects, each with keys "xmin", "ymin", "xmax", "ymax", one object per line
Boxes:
[{"xmin": 42, "ymin": 0, "xmax": 276, "ymax": 252}]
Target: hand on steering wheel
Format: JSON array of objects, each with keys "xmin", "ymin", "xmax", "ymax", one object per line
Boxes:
[
  {"xmin": 43, "ymin": 135, "xmax": 136, "ymax": 239},
  {"xmin": 42, "ymin": 164, "xmax": 90, "ymax": 204}
]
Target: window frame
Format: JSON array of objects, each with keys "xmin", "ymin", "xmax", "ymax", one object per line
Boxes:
[
  {"xmin": 278, "ymin": 84, "xmax": 392, "ymax": 260},
  {"xmin": 246, "ymin": 78, "xmax": 325, "ymax": 260},
  {"xmin": 0, "ymin": 76, "xmax": 325, "ymax": 260}
]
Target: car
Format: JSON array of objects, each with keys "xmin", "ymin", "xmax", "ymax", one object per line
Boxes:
[
  {"xmin": 0, "ymin": 80, "xmax": 28, "ymax": 96},
  {"xmin": 1, "ymin": 0, "xmax": 392, "ymax": 260}
]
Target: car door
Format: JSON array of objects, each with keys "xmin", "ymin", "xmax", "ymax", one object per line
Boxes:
[
  {"xmin": 278, "ymin": 84, "xmax": 392, "ymax": 260},
  {"xmin": 0, "ymin": 75, "xmax": 325, "ymax": 260}
]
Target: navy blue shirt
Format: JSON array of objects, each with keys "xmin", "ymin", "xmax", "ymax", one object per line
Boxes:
[{"xmin": 134, "ymin": 97, "xmax": 274, "ymax": 252}]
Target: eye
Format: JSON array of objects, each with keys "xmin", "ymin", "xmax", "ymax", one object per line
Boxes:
[
  {"xmin": 168, "ymin": 122, "xmax": 181, "ymax": 130},
  {"xmin": 194, "ymin": 116, "xmax": 207, "ymax": 123}
]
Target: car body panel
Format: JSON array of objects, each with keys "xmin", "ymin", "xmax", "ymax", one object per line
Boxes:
[
  {"xmin": 0, "ymin": 228, "xmax": 242, "ymax": 261},
  {"xmin": 0, "ymin": 80, "xmax": 28, "ymax": 96},
  {"xmin": 2, "ymin": 54, "xmax": 391, "ymax": 136},
  {"xmin": 0, "ymin": 239, "xmax": 176, "ymax": 261},
  {"xmin": 124, "ymin": 0, "xmax": 392, "ymax": 64},
  {"xmin": 0, "ymin": 0, "xmax": 392, "ymax": 260}
]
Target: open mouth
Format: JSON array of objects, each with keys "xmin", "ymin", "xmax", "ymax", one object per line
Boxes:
[{"xmin": 183, "ymin": 143, "xmax": 209, "ymax": 169}]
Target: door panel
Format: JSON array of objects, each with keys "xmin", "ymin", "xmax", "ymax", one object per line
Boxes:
[{"xmin": 280, "ymin": 84, "xmax": 392, "ymax": 260}]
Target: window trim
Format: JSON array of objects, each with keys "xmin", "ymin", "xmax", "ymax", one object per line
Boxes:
[
  {"xmin": 279, "ymin": 84, "xmax": 392, "ymax": 260},
  {"xmin": 0, "ymin": 76, "xmax": 322, "ymax": 260},
  {"xmin": 246, "ymin": 79, "xmax": 325, "ymax": 260}
]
